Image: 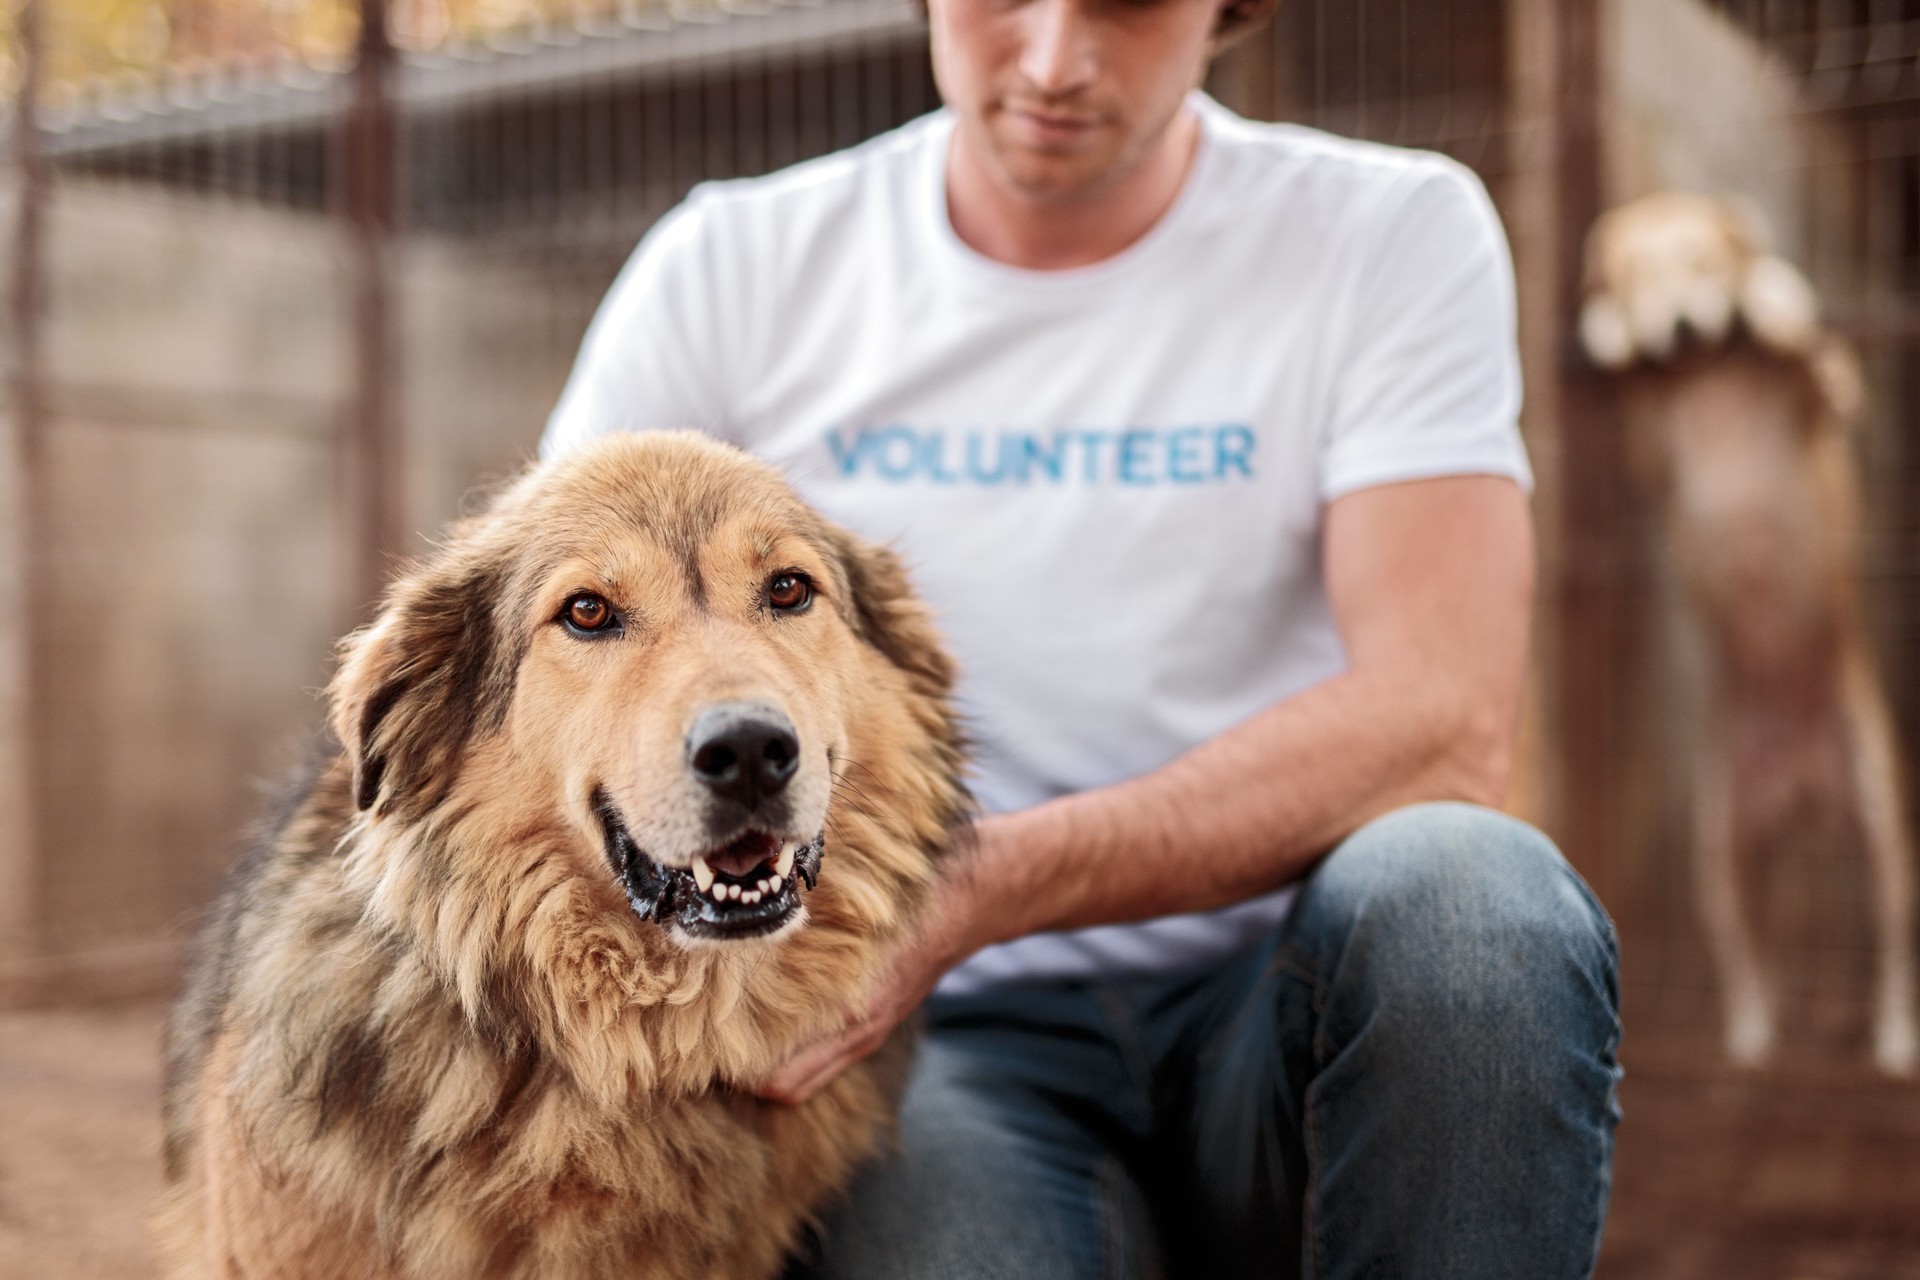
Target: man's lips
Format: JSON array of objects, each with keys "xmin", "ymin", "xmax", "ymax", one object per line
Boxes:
[{"xmin": 1003, "ymin": 105, "xmax": 1103, "ymax": 148}]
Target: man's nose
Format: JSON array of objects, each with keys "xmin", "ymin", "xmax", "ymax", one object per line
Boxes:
[{"xmin": 1017, "ymin": 0, "xmax": 1098, "ymax": 96}]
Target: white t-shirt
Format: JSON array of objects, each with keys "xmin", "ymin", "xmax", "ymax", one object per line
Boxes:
[{"xmin": 543, "ymin": 92, "xmax": 1529, "ymax": 993}]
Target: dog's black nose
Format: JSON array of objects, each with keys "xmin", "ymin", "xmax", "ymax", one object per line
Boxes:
[{"xmin": 686, "ymin": 703, "xmax": 800, "ymax": 808}]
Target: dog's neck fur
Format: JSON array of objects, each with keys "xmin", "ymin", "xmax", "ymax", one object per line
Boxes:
[
  {"xmin": 333, "ymin": 782, "xmax": 923, "ymax": 1109},
  {"xmin": 178, "ymin": 754, "xmax": 934, "ymax": 1270}
]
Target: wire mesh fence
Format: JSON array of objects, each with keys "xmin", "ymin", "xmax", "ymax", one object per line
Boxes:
[
  {"xmin": 1593, "ymin": 0, "xmax": 1920, "ymax": 1073},
  {"xmin": 1, "ymin": 0, "xmax": 1918, "ymax": 1273}
]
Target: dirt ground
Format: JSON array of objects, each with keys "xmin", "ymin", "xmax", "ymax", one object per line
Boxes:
[
  {"xmin": 4, "ymin": 1001, "xmax": 1919, "ymax": 1279},
  {"xmin": 0, "ymin": 1003, "xmax": 170, "ymax": 1280}
]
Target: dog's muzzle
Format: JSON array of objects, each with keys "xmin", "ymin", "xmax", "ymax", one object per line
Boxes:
[{"xmin": 593, "ymin": 790, "xmax": 822, "ymax": 941}]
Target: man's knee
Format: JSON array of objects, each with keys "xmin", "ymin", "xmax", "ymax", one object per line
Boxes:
[{"xmin": 1297, "ymin": 802, "xmax": 1620, "ymax": 1052}]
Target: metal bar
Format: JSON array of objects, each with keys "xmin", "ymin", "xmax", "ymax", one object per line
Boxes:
[
  {"xmin": 0, "ymin": 0, "xmax": 46, "ymax": 965},
  {"xmin": 1503, "ymin": 0, "xmax": 1565, "ymax": 836},
  {"xmin": 343, "ymin": 0, "xmax": 402, "ymax": 610},
  {"xmin": 30, "ymin": 0, "xmax": 928, "ymax": 162},
  {"xmin": 1549, "ymin": 0, "xmax": 1624, "ymax": 902}
]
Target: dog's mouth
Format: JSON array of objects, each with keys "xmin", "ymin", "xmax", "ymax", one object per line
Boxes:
[{"xmin": 593, "ymin": 791, "xmax": 821, "ymax": 941}]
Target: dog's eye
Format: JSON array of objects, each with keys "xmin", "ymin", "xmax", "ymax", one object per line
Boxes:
[
  {"xmin": 767, "ymin": 573, "xmax": 813, "ymax": 614},
  {"xmin": 561, "ymin": 592, "xmax": 618, "ymax": 635}
]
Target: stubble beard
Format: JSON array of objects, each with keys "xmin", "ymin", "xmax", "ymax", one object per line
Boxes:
[{"xmin": 976, "ymin": 98, "xmax": 1179, "ymax": 209}]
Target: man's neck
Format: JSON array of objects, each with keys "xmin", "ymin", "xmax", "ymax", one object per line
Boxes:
[{"xmin": 946, "ymin": 106, "xmax": 1201, "ymax": 271}]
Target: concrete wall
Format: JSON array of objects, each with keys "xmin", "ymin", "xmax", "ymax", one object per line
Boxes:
[
  {"xmin": 0, "ymin": 179, "xmax": 614, "ymax": 999},
  {"xmin": 400, "ymin": 241, "xmax": 615, "ymax": 544},
  {"xmin": 1602, "ymin": 0, "xmax": 1877, "ymax": 315},
  {"xmin": 1603, "ymin": 0, "xmax": 1818, "ymax": 256}
]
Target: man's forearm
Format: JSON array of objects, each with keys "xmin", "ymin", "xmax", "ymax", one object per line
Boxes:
[
  {"xmin": 922, "ymin": 475, "xmax": 1534, "ymax": 966},
  {"xmin": 950, "ymin": 661, "xmax": 1515, "ymax": 955}
]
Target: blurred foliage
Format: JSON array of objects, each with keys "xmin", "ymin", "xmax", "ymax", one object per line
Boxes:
[{"xmin": 0, "ymin": 0, "xmax": 695, "ymax": 95}]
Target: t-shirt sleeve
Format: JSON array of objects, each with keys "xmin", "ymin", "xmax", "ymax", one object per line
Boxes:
[
  {"xmin": 1318, "ymin": 161, "xmax": 1530, "ymax": 500},
  {"xmin": 540, "ymin": 192, "xmax": 733, "ymax": 460}
]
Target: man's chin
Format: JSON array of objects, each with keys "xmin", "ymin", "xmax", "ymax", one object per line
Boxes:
[{"xmin": 991, "ymin": 145, "xmax": 1126, "ymax": 205}]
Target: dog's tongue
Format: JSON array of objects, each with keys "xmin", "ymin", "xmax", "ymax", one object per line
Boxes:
[{"xmin": 709, "ymin": 831, "xmax": 778, "ymax": 879}]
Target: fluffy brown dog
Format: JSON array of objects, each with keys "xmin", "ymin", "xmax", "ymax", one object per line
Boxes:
[
  {"xmin": 1581, "ymin": 193, "xmax": 1917, "ymax": 1076},
  {"xmin": 155, "ymin": 431, "xmax": 968, "ymax": 1277}
]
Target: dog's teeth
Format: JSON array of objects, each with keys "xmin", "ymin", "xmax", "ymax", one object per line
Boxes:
[
  {"xmin": 728, "ymin": 883, "xmax": 742, "ymax": 901},
  {"xmin": 756, "ymin": 878, "xmax": 771, "ymax": 895},
  {"xmin": 711, "ymin": 883, "xmax": 728, "ymax": 903},
  {"xmin": 691, "ymin": 855, "xmax": 715, "ymax": 894},
  {"xmin": 744, "ymin": 890, "xmax": 762, "ymax": 904},
  {"xmin": 769, "ymin": 873, "xmax": 784, "ymax": 890},
  {"xmin": 774, "ymin": 844, "xmax": 796, "ymax": 879}
]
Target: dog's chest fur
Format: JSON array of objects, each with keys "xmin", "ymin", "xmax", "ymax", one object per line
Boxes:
[{"xmin": 158, "ymin": 763, "xmax": 911, "ymax": 1280}]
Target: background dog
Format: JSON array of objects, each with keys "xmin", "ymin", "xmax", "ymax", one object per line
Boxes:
[
  {"xmin": 155, "ymin": 431, "xmax": 969, "ymax": 1277},
  {"xmin": 1581, "ymin": 193, "xmax": 1918, "ymax": 1077}
]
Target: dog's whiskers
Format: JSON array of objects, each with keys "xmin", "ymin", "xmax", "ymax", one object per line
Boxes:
[
  {"xmin": 829, "ymin": 769, "xmax": 902, "ymax": 817},
  {"xmin": 830, "ymin": 757, "xmax": 912, "ymax": 801},
  {"xmin": 827, "ymin": 789, "xmax": 886, "ymax": 827}
]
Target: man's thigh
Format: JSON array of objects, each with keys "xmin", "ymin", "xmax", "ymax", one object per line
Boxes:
[
  {"xmin": 1153, "ymin": 801, "xmax": 1621, "ymax": 1280},
  {"xmin": 793, "ymin": 986, "xmax": 1163, "ymax": 1280}
]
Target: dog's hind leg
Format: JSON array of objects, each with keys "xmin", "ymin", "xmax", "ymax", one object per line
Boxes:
[
  {"xmin": 1695, "ymin": 738, "xmax": 1775, "ymax": 1067},
  {"xmin": 1840, "ymin": 653, "xmax": 1918, "ymax": 1078}
]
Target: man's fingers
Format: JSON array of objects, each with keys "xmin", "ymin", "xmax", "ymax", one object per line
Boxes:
[
  {"xmin": 757, "ymin": 1042, "xmax": 840, "ymax": 1103},
  {"xmin": 787, "ymin": 1024, "xmax": 893, "ymax": 1101},
  {"xmin": 756, "ymin": 1018, "xmax": 894, "ymax": 1105},
  {"xmin": 762, "ymin": 1051, "xmax": 847, "ymax": 1106},
  {"xmin": 781, "ymin": 1061, "xmax": 844, "ymax": 1106},
  {"xmin": 756, "ymin": 1028, "xmax": 862, "ymax": 1103}
]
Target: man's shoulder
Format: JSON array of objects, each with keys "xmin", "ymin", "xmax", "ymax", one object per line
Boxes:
[{"xmin": 1195, "ymin": 97, "xmax": 1489, "ymax": 228}]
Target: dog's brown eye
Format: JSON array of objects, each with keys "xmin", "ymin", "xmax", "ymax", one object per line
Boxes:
[
  {"xmin": 563, "ymin": 593, "xmax": 617, "ymax": 634},
  {"xmin": 767, "ymin": 573, "xmax": 812, "ymax": 613}
]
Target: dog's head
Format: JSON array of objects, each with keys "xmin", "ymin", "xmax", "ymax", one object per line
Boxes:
[
  {"xmin": 1578, "ymin": 192, "xmax": 1832, "ymax": 373},
  {"xmin": 329, "ymin": 432, "xmax": 964, "ymax": 977},
  {"xmin": 1579, "ymin": 192, "xmax": 1863, "ymax": 428}
]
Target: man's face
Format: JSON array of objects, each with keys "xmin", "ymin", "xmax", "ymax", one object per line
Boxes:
[{"xmin": 929, "ymin": 0, "xmax": 1224, "ymax": 203}]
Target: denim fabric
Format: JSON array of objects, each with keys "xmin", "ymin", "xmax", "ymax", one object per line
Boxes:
[{"xmin": 788, "ymin": 803, "xmax": 1623, "ymax": 1280}]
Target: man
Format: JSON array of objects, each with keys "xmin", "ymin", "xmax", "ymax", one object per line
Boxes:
[{"xmin": 542, "ymin": 0, "xmax": 1622, "ymax": 1273}]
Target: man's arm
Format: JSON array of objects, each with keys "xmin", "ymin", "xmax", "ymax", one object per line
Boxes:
[{"xmin": 760, "ymin": 471, "xmax": 1534, "ymax": 1102}]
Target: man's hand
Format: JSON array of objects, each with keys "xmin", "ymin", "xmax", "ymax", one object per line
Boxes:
[{"xmin": 755, "ymin": 862, "xmax": 986, "ymax": 1105}]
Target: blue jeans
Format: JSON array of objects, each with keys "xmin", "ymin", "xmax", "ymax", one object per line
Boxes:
[{"xmin": 791, "ymin": 803, "xmax": 1623, "ymax": 1280}]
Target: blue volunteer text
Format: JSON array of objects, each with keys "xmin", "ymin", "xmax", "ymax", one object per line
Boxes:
[{"xmin": 825, "ymin": 424, "xmax": 1258, "ymax": 487}]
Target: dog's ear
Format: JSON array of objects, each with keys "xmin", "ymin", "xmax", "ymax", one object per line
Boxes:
[
  {"xmin": 1738, "ymin": 253, "xmax": 1821, "ymax": 358},
  {"xmin": 330, "ymin": 555, "xmax": 520, "ymax": 820},
  {"xmin": 1716, "ymin": 193, "xmax": 1774, "ymax": 258},
  {"xmin": 824, "ymin": 527, "xmax": 955, "ymax": 705},
  {"xmin": 824, "ymin": 525, "xmax": 973, "ymax": 842},
  {"xmin": 1578, "ymin": 209, "xmax": 1634, "ymax": 370}
]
